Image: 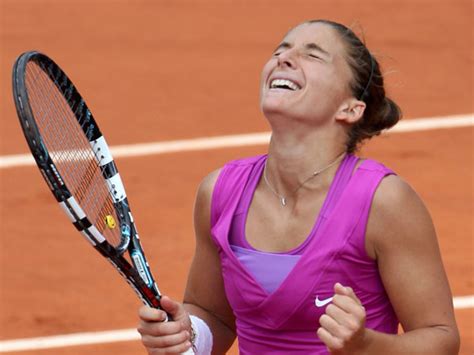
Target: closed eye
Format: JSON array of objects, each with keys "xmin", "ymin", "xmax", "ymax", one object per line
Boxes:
[{"xmin": 272, "ymin": 42, "xmax": 291, "ymax": 57}]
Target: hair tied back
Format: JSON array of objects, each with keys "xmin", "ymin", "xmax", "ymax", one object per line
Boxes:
[{"xmin": 359, "ymin": 53, "xmax": 375, "ymax": 100}]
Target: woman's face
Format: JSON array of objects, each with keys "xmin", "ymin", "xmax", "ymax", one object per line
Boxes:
[{"xmin": 260, "ymin": 22, "xmax": 354, "ymax": 126}]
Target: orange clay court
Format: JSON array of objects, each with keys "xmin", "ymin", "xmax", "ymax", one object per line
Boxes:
[{"xmin": 0, "ymin": 1, "xmax": 472, "ymax": 354}]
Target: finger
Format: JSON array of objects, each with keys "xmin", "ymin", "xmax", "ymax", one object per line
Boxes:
[
  {"xmin": 334, "ymin": 283, "xmax": 362, "ymax": 305},
  {"xmin": 160, "ymin": 296, "xmax": 188, "ymax": 320},
  {"xmin": 331, "ymin": 294, "xmax": 365, "ymax": 320},
  {"xmin": 161, "ymin": 341, "xmax": 193, "ymax": 354},
  {"xmin": 319, "ymin": 313, "xmax": 349, "ymax": 340},
  {"xmin": 139, "ymin": 305, "xmax": 168, "ymax": 322},
  {"xmin": 140, "ymin": 330, "xmax": 191, "ymax": 349},
  {"xmin": 317, "ymin": 326, "xmax": 343, "ymax": 351},
  {"xmin": 153, "ymin": 341, "xmax": 193, "ymax": 354},
  {"xmin": 325, "ymin": 303, "xmax": 361, "ymax": 332},
  {"xmin": 138, "ymin": 317, "xmax": 184, "ymax": 336},
  {"xmin": 334, "ymin": 282, "xmax": 346, "ymax": 294}
]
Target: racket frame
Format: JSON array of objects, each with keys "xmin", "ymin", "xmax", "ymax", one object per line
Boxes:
[{"xmin": 12, "ymin": 51, "xmax": 164, "ymax": 310}]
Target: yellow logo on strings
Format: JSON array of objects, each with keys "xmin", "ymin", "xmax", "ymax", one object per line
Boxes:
[{"xmin": 105, "ymin": 215, "xmax": 116, "ymax": 229}]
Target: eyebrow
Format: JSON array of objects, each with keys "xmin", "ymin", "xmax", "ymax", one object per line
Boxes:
[
  {"xmin": 273, "ymin": 41, "xmax": 331, "ymax": 57},
  {"xmin": 305, "ymin": 42, "xmax": 330, "ymax": 56},
  {"xmin": 273, "ymin": 41, "xmax": 291, "ymax": 53}
]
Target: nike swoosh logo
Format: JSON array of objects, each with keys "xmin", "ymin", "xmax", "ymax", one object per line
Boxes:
[{"xmin": 315, "ymin": 296, "xmax": 333, "ymax": 307}]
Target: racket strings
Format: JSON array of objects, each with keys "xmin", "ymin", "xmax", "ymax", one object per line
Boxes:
[
  {"xmin": 26, "ymin": 64, "xmax": 101, "ymax": 203},
  {"xmin": 25, "ymin": 61, "xmax": 121, "ymax": 247},
  {"xmin": 26, "ymin": 67, "xmax": 89, "ymax": 181},
  {"xmin": 31, "ymin": 63, "xmax": 115, "ymax": 224},
  {"xmin": 26, "ymin": 64, "xmax": 95, "ymax": 186},
  {"xmin": 28, "ymin": 63, "xmax": 117, "ymax": 239}
]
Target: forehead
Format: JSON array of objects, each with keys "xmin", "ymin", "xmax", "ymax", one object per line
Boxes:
[{"xmin": 282, "ymin": 22, "xmax": 347, "ymax": 57}]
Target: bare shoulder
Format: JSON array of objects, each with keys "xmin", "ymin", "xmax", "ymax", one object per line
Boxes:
[
  {"xmin": 193, "ymin": 168, "xmax": 223, "ymax": 241},
  {"xmin": 373, "ymin": 174, "xmax": 426, "ymax": 210},
  {"xmin": 194, "ymin": 168, "xmax": 222, "ymax": 211},
  {"xmin": 372, "ymin": 174, "xmax": 431, "ymax": 220},
  {"xmin": 366, "ymin": 174, "xmax": 436, "ymax": 259},
  {"xmin": 197, "ymin": 168, "xmax": 222, "ymax": 197}
]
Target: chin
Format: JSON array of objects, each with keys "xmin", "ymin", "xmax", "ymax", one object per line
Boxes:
[
  {"xmin": 262, "ymin": 106, "xmax": 303, "ymax": 126},
  {"xmin": 261, "ymin": 96, "xmax": 291, "ymax": 113},
  {"xmin": 261, "ymin": 103, "xmax": 287, "ymax": 118}
]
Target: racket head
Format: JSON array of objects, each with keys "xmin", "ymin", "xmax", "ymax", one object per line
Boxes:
[
  {"xmin": 13, "ymin": 51, "xmax": 128, "ymax": 248},
  {"xmin": 12, "ymin": 51, "xmax": 163, "ymax": 309}
]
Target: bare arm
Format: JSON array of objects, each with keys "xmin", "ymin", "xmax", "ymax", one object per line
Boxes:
[
  {"xmin": 137, "ymin": 169, "xmax": 235, "ymax": 354},
  {"xmin": 183, "ymin": 169, "xmax": 237, "ymax": 354},
  {"xmin": 363, "ymin": 175, "xmax": 459, "ymax": 354}
]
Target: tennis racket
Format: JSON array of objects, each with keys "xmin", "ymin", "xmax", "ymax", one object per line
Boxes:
[{"xmin": 12, "ymin": 51, "xmax": 168, "ymax": 315}]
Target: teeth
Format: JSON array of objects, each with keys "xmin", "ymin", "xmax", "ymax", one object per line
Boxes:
[{"xmin": 270, "ymin": 79, "xmax": 300, "ymax": 90}]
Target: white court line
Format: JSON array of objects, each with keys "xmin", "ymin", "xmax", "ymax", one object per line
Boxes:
[
  {"xmin": 0, "ymin": 295, "xmax": 472, "ymax": 352},
  {"xmin": 1, "ymin": 113, "xmax": 473, "ymax": 169},
  {"xmin": 0, "ymin": 329, "xmax": 140, "ymax": 352},
  {"xmin": 453, "ymin": 295, "xmax": 474, "ymax": 309}
]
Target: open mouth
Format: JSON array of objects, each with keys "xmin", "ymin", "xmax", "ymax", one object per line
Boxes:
[{"xmin": 269, "ymin": 79, "xmax": 301, "ymax": 91}]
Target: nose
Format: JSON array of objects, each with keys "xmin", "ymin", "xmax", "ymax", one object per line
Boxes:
[{"xmin": 277, "ymin": 48, "xmax": 297, "ymax": 69}]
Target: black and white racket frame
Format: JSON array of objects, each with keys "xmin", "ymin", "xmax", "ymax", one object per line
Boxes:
[{"xmin": 12, "ymin": 51, "xmax": 164, "ymax": 309}]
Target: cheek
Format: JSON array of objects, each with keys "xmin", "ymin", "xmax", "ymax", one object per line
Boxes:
[
  {"xmin": 260, "ymin": 60, "xmax": 274, "ymax": 87},
  {"xmin": 300, "ymin": 74, "xmax": 346, "ymax": 115},
  {"xmin": 259, "ymin": 61, "xmax": 273, "ymax": 105},
  {"xmin": 310, "ymin": 68, "xmax": 349, "ymax": 101}
]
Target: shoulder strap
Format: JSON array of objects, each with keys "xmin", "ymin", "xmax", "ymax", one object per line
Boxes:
[
  {"xmin": 341, "ymin": 159, "xmax": 396, "ymax": 256},
  {"xmin": 210, "ymin": 155, "xmax": 266, "ymax": 229},
  {"xmin": 342, "ymin": 158, "xmax": 394, "ymax": 216}
]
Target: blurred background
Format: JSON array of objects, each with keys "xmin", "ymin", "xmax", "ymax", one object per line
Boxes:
[{"xmin": 0, "ymin": 0, "xmax": 472, "ymax": 354}]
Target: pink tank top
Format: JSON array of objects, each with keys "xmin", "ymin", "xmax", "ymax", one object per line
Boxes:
[
  {"xmin": 211, "ymin": 155, "xmax": 399, "ymax": 354},
  {"xmin": 228, "ymin": 154, "xmax": 359, "ymax": 294}
]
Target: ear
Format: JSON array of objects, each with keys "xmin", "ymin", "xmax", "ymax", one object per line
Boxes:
[{"xmin": 335, "ymin": 99, "xmax": 366, "ymax": 124}]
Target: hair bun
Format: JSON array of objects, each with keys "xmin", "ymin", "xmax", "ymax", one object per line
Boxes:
[
  {"xmin": 346, "ymin": 96, "xmax": 402, "ymax": 152},
  {"xmin": 377, "ymin": 97, "xmax": 402, "ymax": 131}
]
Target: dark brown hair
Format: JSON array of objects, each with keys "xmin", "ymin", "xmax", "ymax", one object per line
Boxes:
[{"xmin": 307, "ymin": 19, "xmax": 402, "ymax": 153}]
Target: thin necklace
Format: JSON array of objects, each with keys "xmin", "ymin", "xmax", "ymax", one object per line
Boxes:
[{"xmin": 263, "ymin": 152, "xmax": 346, "ymax": 207}]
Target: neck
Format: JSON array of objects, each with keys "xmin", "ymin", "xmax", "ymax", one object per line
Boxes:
[{"xmin": 265, "ymin": 127, "xmax": 347, "ymax": 196}]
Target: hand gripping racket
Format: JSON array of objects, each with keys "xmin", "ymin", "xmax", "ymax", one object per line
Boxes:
[{"xmin": 12, "ymin": 51, "xmax": 168, "ymax": 316}]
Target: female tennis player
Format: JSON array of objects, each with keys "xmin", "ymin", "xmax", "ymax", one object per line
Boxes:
[{"xmin": 137, "ymin": 20, "xmax": 460, "ymax": 354}]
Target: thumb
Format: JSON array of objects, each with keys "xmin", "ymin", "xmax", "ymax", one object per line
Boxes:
[
  {"xmin": 159, "ymin": 295, "xmax": 187, "ymax": 321},
  {"xmin": 334, "ymin": 282, "xmax": 348, "ymax": 295},
  {"xmin": 334, "ymin": 282, "xmax": 362, "ymax": 305}
]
